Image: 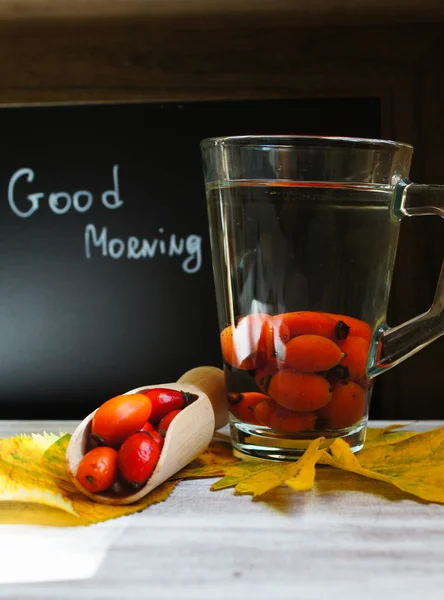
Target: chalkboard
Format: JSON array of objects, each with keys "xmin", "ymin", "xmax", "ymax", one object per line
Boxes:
[{"xmin": 0, "ymin": 98, "xmax": 380, "ymax": 418}]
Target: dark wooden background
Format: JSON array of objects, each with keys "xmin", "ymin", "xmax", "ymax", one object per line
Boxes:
[{"xmin": 0, "ymin": 1, "xmax": 443, "ymax": 418}]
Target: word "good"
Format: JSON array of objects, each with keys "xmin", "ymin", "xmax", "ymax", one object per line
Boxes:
[{"xmin": 8, "ymin": 165, "xmax": 123, "ymax": 217}]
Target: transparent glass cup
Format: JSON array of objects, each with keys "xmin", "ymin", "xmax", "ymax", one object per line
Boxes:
[{"xmin": 201, "ymin": 136, "xmax": 444, "ymax": 460}]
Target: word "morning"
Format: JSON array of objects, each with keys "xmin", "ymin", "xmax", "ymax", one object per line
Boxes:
[{"xmin": 85, "ymin": 225, "xmax": 202, "ymax": 274}]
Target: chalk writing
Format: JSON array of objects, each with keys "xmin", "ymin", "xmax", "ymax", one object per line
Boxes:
[
  {"xmin": 8, "ymin": 165, "xmax": 123, "ymax": 218},
  {"xmin": 85, "ymin": 225, "xmax": 202, "ymax": 274},
  {"xmin": 6, "ymin": 165, "xmax": 202, "ymax": 274}
]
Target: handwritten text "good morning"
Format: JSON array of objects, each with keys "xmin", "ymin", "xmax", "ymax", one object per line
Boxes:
[{"xmin": 7, "ymin": 165, "xmax": 202, "ymax": 274}]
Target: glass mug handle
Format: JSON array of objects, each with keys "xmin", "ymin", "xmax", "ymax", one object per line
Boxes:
[{"xmin": 368, "ymin": 180, "xmax": 444, "ymax": 376}]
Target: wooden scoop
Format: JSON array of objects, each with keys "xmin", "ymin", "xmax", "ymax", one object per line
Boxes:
[{"xmin": 66, "ymin": 366, "xmax": 227, "ymax": 505}]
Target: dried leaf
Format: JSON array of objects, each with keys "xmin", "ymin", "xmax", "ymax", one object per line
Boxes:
[
  {"xmin": 364, "ymin": 426, "xmax": 417, "ymax": 449},
  {"xmin": 173, "ymin": 441, "xmax": 239, "ymax": 479},
  {"xmin": 284, "ymin": 440, "xmax": 325, "ymax": 491},
  {"xmin": 197, "ymin": 438, "xmax": 323, "ymax": 497},
  {"xmin": 178, "ymin": 428, "xmax": 428, "ymax": 498},
  {"xmin": 0, "ymin": 433, "xmax": 177, "ymax": 526},
  {"xmin": 320, "ymin": 428, "xmax": 444, "ymax": 503},
  {"xmin": 0, "ymin": 433, "xmax": 75, "ymax": 515},
  {"xmin": 1, "ymin": 422, "xmax": 442, "ymax": 527}
]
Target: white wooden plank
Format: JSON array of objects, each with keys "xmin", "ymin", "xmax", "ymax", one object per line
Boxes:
[{"xmin": 0, "ymin": 421, "xmax": 442, "ymax": 599}]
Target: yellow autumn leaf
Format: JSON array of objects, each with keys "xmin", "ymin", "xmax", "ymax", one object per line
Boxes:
[
  {"xmin": 1, "ymin": 422, "xmax": 442, "ymax": 527},
  {"xmin": 173, "ymin": 441, "xmax": 239, "ymax": 479},
  {"xmin": 320, "ymin": 428, "xmax": 444, "ymax": 503},
  {"xmin": 284, "ymin": 439, "xmax": 325, "ymax": 491},
  {"xmin": 179, "ymin": 437, "xmax": 324, "ymax": 497},
  {"xmin": 363, "ymin": 425, "xmax": 417, "ymax": 449},
  {"xmin": 178, "ymin": 428, "xmax": 431, "ymax": 499},
  {"xmin": 0, "ymin": 433, "xmax": 177, "ymax": 526},
  {"xmin": 0, "ymin": 433, "xmax": 74, "ymax": 514}
]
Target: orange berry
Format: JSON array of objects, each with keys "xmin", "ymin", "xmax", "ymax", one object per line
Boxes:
[
  {"xmin": 283, "ymin": 334, "xmax": 343, "ymax": 372},
  {"xmin": 220, "ymin": 314, "xmax": 289, "ymax": 371},
  {"xmin": 317, "ymin": 380, "xmax": 366, "ymax": 429},
  {"xmin": 356, "ymin": 378, "xmax": 372, "ymax": 391},
  {"xmin": 338, "ymin": 336, "xmax": 370, "ymax": 380},
  {"xmin": 268, "ymin": 369, "xmax": 332, "ymax": 412},
  {"xmin": 255, "ymin": 315, "xmax": 290, "ymax": 363},
  {"xmin": 267, "ymin": 406, "xmax": 316, "ymax": 432},
  {"xmin": 252, "ymin": 398, "xmax": 277, "ymax": 425},
  {"xmin": 254, "ymin": 357, "xmax": 285, "ymax": 393},
  {"xmin": 91, "ymin": 394, "xmax": 152, "ymax": 448},
  {"xmin": 324, "ymin": 313, "xmax": 372, "ymax": 342},
  {"xmin": 220, "ymin": 325, "xmax": 256, "ymax": 370},
  {"xmin": 236, "ymin": 314, "xmax": 270, "ymax": 366},
  {"xmin": 228, "ymin": 392, "xmax": 270, "ymax": 425},
  {"xmin": 278, "ymin": 311, "xmax": 350, "ymax": 341},
  {"xmin": 253, "ymin": 398, "xmax": 315, "ymax": 431},
  {"xmin": 77, "ymin": 446, "xmax": 118, "ymax": 493}
]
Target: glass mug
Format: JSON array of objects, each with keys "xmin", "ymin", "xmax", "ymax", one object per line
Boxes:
[{"xmin": 201, "ymin": 136, "xmax": 444, "ymax": 460}]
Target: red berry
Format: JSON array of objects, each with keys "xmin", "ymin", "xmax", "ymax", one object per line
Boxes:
[
  {"xmin": 158, "ymin": 409, "xmax": 182, "ymax": 433},
  {"xmin": 140, "ymin": 421, "xmax": 165, "ymax": 450},
  {"xmin": 140, "ymin": 387, "xmax": 197, "ymax": 424},
  {"xmin": 118, "ymin": 432, "xmax": 161, "ymax": 489}
]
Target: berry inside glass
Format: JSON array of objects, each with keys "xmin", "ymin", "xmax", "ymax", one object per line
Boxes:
[{"xmin": 222, "ymin": 311, "xmax": 372, "ymax": 455}]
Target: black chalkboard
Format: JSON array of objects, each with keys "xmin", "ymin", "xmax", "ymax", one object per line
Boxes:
[{"xmin": 0, "ymin": 98, "xmax": 380, "ymax": 418}]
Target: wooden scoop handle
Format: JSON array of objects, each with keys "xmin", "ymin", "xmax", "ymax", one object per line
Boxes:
[{"xmin": 176, "ymin": 365, "xmax": 227, "ymax": 430}]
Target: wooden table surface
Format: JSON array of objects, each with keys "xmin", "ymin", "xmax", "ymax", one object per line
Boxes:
[{"xmin": 0, "ymin": 420, "xmax": 443, "ymax": 600}]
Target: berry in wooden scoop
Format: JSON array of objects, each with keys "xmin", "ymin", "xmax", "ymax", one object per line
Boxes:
[
  {"xmin": 66, "ymin": 366, "xmax": 226, "ymax": 505},
  {"xmin": 91, "ymin": 394, "xmax": 152, "ymax": 448}
]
